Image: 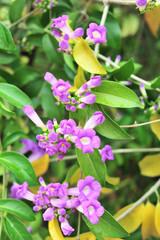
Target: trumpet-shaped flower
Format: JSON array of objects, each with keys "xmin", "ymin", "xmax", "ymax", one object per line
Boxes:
[{"xmin": 86, "ymin": 23, "xmax": 107, "ymax": 44}]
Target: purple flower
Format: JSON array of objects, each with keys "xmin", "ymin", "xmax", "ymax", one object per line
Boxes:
[
  {"xmin": 46, "ymin": 182, "xmax": 68, "ymax": 198},
  {"xmin": 59, "ymin": 40, "xmax": 71, "ymax": 53},
  {"xmin": 136, "ymin": 0, "xmax": 147, "ymax": 9},
  {"xmin": 87, "ymin": 76, "xmax": 101, "ymax": 89},
  {"xmin": 57, "ymin": 138, "xmax": 71, "ymax": 154},
  {"xmin": 75, "ymin": 83, "xmax": 88, "ymax": 96},
  {"xmin": 72, "ymin": 28, "xmax": 84, "ymax": 38},
  {"xmin": 51, "ymin": 15, "xmax": 72, "ymax": 36},
  {"xmin": 80, "ymin": 93, "xmax": 96, "ymax": 104},
  {"xmin": 75, "ymin": 129, "xmax": 100, "ymax": 154},
  {"xmin": 86, "ymin": 23, "xmax": 107, "ymax": 44},
  {"xmin": 43, "ymin": 208, "xmax": 55, "ymax": 221},
  {"xmin": 60, "ymin": 218, "xmax": 74, "ymax": 236},
  {"xmin": 115, "ymin": 55, "xmax": 121, "ymax": 64},
  {"xmin": 10, "ymin": 182, "xmax": 34, "ymax": 201},
  {"xmin": 51, "ymin": 79, "xmax": 71, "ymax": 97},
  {"xmin": 100, "ymin": 145, "xmax": 114, "ymax": 163},
  {"xmin": 44, "ymin": 72, "xmax": 57, "ymax": 85},
  {"xmin": 77, "ymin": 176, "xmax": 101, "ymax": 202},
  {"xmin": 23, "ymin": 105, "xmax": 45, "ymax": 128},
  {"xmin": 79, "ymin": 200, "xmax": 104, "ymax": 224},
  {"xmin": 59, "ymin": 119, "xmax": 77, "ymax": 135},
  {"xmin": 84, "ymin": 111, "xmax": 105, "ymax": 129}
]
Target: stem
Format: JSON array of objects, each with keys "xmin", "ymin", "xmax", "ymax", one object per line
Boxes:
[
  {"xmin": 103, "ymin": 0, "xmax": 136, "ymax": 5},
  {"xmin": 112, "ymin": 148, "xmax": 160, "ymax": 154},
  {"xmin": 121, "ymin": 118, "xmax": 160, "ymax": 128},
  {"xmin": 8, "ymin": 8, "xmax": 39, "ymax": 29},
  {"xmin": 116, "ymin": 178, "xmax": 160, "ymax": 221},
  {"xmin": 77, "ymin": 170, "xmax": 82, "ymax": 240},
  {"xmin": 50, "ymin": 155, "xmax": 77, "ymax": 162}
]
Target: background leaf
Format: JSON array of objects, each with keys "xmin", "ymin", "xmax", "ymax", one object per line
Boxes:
[
  {"xmin": 0, "ymin": 23, "xmax": 16, "ymax": 51},
  {"xmin": 9, "ymin": 0, "xmax": 27, "ymax": 23},
  {"xmin": 138, "ymin": 153, "xmax": 160, "ymax": 177},
  {"xmin": 32, "ymin": 154, "xmax": 49, "ymax": 177},
  {"xmin": 3, "ymin": 132, "xmax": 28, "ymax": 149}
]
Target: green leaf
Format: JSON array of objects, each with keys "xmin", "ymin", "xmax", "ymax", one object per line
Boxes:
[
  {"xmin": 88, "ymin": 104, "xmax": 133, "ymax": 140},
  {"xmin": 92, "ymin": 80, "xmax": 142, "ymax": 108},
  {"xmin": 3, "ymin": 214, "xmax": 32, "ymax": 240},
  {"xmin": 0, "ymin": 152, "xmax": 38, "ymax": 186},
  {"xmin": 0, "ymin": 23, "xmax": 16, "ymax": 51},
  {"xmin": 151, "ymin": 76, "xmax": 160, "ymax": 89},
  {"xmin": 13, "ymin": 66, "xmax": 40, "ymax": 87},
  {"xmin": 9, "ymin": 0, "xmax": 26, "ymax": 23},
  {"xmin": 76, "ymin": 148, "xmax": 106, "ymax": 186},
  {"xmin": 0, "ymin": 199, "xmax": 35, "ymax": 221},
  {"xmin": 3, "ymin": 132, "xmax": 28, "ymax": 149},
  {"xmin": 63, "ymin": 54, "xmax": 76, "ymax": 73},
  {"xmin": 42, "ymin": 34, "xmax": 63, "ymax": 64},
  {"xmin": 0, "ymin": 83, "xmax": 32, "ymax": 109},
  {"xmin": 0, "ymin": 101, "xmax": 15, "ymax": 117},
  {"xmin": 64, "ymin": 164, "xmax": 79, "ymax": 183},
  {"xmin": 0, "ymin": 51, "xmax": 17, "ymax": 64},
  {"xmin": 82, "ymin": 210, "xmax": 129, "ymax": 238},
  {"xmin": 113, "ymin": 59, "xmax": 134, "ymax": 80},
  {"xmin": 41, "ymin": 84, "xmax": 65, "ymax": 122}
]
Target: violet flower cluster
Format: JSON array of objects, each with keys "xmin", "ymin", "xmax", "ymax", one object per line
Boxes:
[
  {"xmin": 136, "ymin": 0, "xmax": 147, "ymax": 11},
  {"xmin": 23, "ymin": 105, "xmax": 114, "ymax": 162},
  {"xmin": 33, "ymin": 0, "xmax": 58, "ymax": 12},
  {"xmin": 51, "ymin": 15, "xmax": 107, "ymax": 54},
  {"xmin": 10, "ymin": 176, "xmax": 104, "ymax": 236},
  {"xmin": 44, "ymin": 72, "xmax": 101, "ymax": 111}
]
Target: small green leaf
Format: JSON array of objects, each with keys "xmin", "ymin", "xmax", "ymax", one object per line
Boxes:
[
  {"xmin": 3, "ymin": 214, "xmax": 32, "ymax": 240},
  {"xmin": 0, "ymin": 199, "xmax": 35, "ymax": 221},
  {"xmin": 0, "ymin": 152, "xmax": 38, "ymax": 186},
  {"xmin": 76, "ymin": 148, "xmax": 106, "ymax": 186},
  {"xmin": 88, "ymin": 104, "xmax": 133, "ymax": 140},
  {"xmin": 0, "ymin": 23, "xmax": 16, "ymax": 51},
  {"xmin": 9, "ymin": 0, "xmax": 26, "ymax": 23},
  {"xmin": 151, "ymin": 76, "xmax": 160, "ymax": 89},
  {"xmin": 63, "ymin": 54, "xmax": 76, "ymax": 73},
  {"xmin": 42, "ymin": 34, "xmax": 63, "ymax": 64},
  {"xmin": 113, "ymin": 58, "xmax": 134, "ymax": 80},
  {"xmin": 0, "ymin": 101, "xmax": 15, "ymax": 117},
  {"xmin": 0, "ymin": 83, "xmax": 32, "ymax": 109},
  {"xmin": 3, "ymin": 132, "xmax": 28, "ymax": 149},
  {"xmin": 64, "ymin": 164, "xmax": 79, "ymax": 183},
  {"xmin": 82, "ymin": 210, "xmax": 129, "ymax": 238},
  {"xmin": 93, "ymin": 80, "xmax": 142, "ymax": 108},
  {"xmin": 0, "ymin": 50, "xmax": 17, "ymax": 64}
]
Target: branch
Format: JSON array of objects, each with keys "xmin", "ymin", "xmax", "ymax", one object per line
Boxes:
[
  {"xmin": 121, "ymin": 118, "xmax": 160, "ymax": 128},
  {"xmin": 103, "ymin": 0, "xmax": 136, "ymax": 5},
  {"xmin": 116, "ymin": 178, "xmax": 160, "ymax": 221},
  {"xmin": 113, "ymin": 148, "xmax": 160, "ymax": 154}
]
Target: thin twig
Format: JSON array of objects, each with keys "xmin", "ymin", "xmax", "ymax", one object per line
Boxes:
[
  {"xmin": 103, "ymin": 0, "xmax": 136, "ymax": 5},
  {"xmin": 121, "ymin": 118, "xmax": 160, "ymax": 128},
  {"xmin": 112, "ymin": 148, "xmax": 160, "ymax": 154},
  {"xmin": 50, "ymin": 155, "xmax": 77, "ymax": 162},
  {"xmin": 8, "ymin": 8, "xmax": 39, "ymax": 29},
  {"xmin": 116, "ymin": 178, "xmax": 160, "ymax": 221}
]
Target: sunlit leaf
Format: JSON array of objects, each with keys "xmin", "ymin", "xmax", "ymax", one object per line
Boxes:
[
  {"xmin": 155, "ymin": 201, "xmax": 160, "ymax": 235},
  {"xmin": 138, "ymin": 153, "xmax": 160, "ymax": 177},
  {"xmin": 73, "ymin": 39, "xmax": 106, "ymax": 74},
  {"xmin": 114, "ymin": 203, "xmax": 144, "ymax": 233},
  {"xmin": 150, "ymin": 113, "xmax": 160, "ymax": 140},
  {"xmin": 101, "ymin": 176, "xmax": 120, "ymax": 195},
  {"xmin": 49, "ymin": 217, "xmax": 65, "ymax": 240},
  {"xmin": 32, "ymin": 154, "xmax": 49, "ymax": 177},
  {"xmin": 141, "ymin": 201, "xmax": 160, "ymax": 239},
  {"xmin": 69, "ymin": 66, "xmax": 86, "ymax": 92},
  {"xmin": 69, "ymin": 167, "xmax": 85, "ymax": 185},
  {"xmin": 144, "ymin": 6, "xmax": 160, "ymax": 37}
]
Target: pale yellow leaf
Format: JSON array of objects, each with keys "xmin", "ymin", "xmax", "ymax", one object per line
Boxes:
[
  {"xmin": 69, "ymin": 66, "xmax": 86, "ymax": 92},
  {"xmin": 73, "ymin": 39, "xmax": 106, "ymax": 74},
  {"xmin": 49, "ymin": 217, "xmax": 65, "ymax": 240},
  {"xmin": 138, "ymin": 154, "xmax": 160, "ymax": 177},
  {"xmin": 70, "ymin": 168, "xmax": 85, "ymax": 186},
  {"xmin": 155, "ymin": 201, "xmax": 160, "ymax": 235},
  {"xmin": 144, "ymin": 6, "xmax": 160, "ymax": 37},
  {"xmin": 114, "ymin": 203, "xmax": 144, "ymax": 233},
  {"xmin": 142, "ymin": 201, "xmax": 160, "ymax": 239},
  {"xmin": 32, "ymin": 154, "xmax": 49, "ymax": 177},
  {"xmin": 101, "ymin": 176, "xmax": 120, "ymax": 195},
  {"xmin": 65, "ymin": 232, "xmax": 96, "ymax": 240},
  {"xmin": 150, "ymin": 113, "xmax": 160, "ymax": 140}
]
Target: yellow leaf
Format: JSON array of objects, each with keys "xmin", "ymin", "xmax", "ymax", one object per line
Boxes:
[
  {"xmin": 138, "ymin": 154, "xmax": 160, "ymax": 177},
  {"xmin": 144, "ymin": 6, "xmax": 160, "ymax": 37},
  {"xmin": 49, "ymin": 217, "xmax": 65, "ymax": 240},
  {"xmin": 32, "ymin": 154, "xmax": 49, "ymax": 177},
  {"xmin": 114, "ymin": 203, "xmax": 144, "ymax": 233},
  {"xmin": 69, "ymin": 66, "xmax": 86, "ymax": 92},
  {"xmin": 70, "ymin": 168, "xmax": 85, "ymax": 186},
  {"xmin": 73, "ymin": 39, "xmax": 106, "ymax": 74},
  {"xmin": 101, "ymin": 176, "xmax": 120, "ymax": 195},
  {"xmin": 155, "ymin": 201, "xmax": 160, "ymax": 235},
  {"xmin": 65, "ymin": 232, "xmax": 96, "ymax": 240},
  {"xmin": 142, "ymin": 201, "xmax": 160, "ymax": 239},
  {"xmin": 46, "ymin": 237, "xmax": 52, "ymax": 240},
  {"xmin": 150, "ymin": 113, "xmax": 160, "ymax": 140}
]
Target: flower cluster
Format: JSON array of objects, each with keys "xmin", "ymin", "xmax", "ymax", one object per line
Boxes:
[
  {"xmin": 23, "ymin": 105, "xmax": 114, "ymax": 162},
  {"xmin": 33, "ymin": 0, "xmax": 58, "ymax": 12},
  {"xmin": 136, "ymin": 0, "xmax": 147, "ymax": 11},
  {"xmin": 51, "ymin": 15, "xmax": 107, "ymax": 54},
  {"xmin": 20, "ymin": 36, "xmax": 34, "ymax": 54},
  {"xmin": 10, "ymin": 176, "xmax": 104, "ymax": 236},
  {"xmin": 44, "ymin": 72, "xmax": 101, "ymax": 111}
]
